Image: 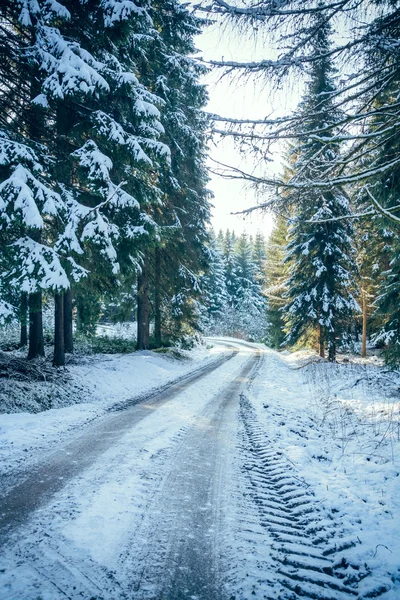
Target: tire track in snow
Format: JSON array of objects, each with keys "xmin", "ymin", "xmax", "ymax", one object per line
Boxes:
[
  {"xmin": 0, "ymin": 425, "xmax": 198, "ymax": 600},
  {"xmin": 118, "ymin": 349, "xmax": 262, "ymax": 600},
  {"xmin": 238, "ymin": 393, "xmax": 374, "ymax": 600}
]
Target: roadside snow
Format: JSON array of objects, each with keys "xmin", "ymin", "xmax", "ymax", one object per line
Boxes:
[
  {"xmin": 0, "ymin": 340, "xmax": 399, "ymax": 599},
  {"xmin": 0, "ymin": 342, "xmax": 223, "ymax": 479},
  {"xmin": 244, "ymin": 347, "xmax": 400, "ymax": 598}
]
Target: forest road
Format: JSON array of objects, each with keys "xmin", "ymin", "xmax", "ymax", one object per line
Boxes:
[
  {"xmin": 0, "ymin": 341, "xmax": 382, "ymax": 600},
  {"xmin": 0, "ymin": 343, "xmax": 241, "ymax": 542},
  {"xmin": 119, "ymin": 341, "xmax": 262, "ymax": 600}
]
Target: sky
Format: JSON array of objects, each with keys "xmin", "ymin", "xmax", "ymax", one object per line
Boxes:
[
  {"xmin": 195, "ymin": 8, "xmax": 364, "ymax": 240},
  {"xmin": 195, "ymin": 19, "xmax": 295, "ymax": 239}
]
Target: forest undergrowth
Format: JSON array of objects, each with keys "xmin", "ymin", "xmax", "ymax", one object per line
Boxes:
[{"xmin": 303, "ymin": 357, "xmax": 400, "ymax": 464}]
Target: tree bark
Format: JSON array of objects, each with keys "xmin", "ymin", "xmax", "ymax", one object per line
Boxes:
[
  {"xmin": 20, "ymin": 292, "xmax": 28, "ymax": 347},
  {"xmin": 63, "ymin": 287, "xmax": 73, "ymax": 353},
  {"xmin": 137, "ymin": 265, "xmax": 150, "ymax": 350},
  {"xmin": 362, "ymin": 289, "xmax": 367, "ymax": 358},
  {"xmin": 53, "ymin": 292, "xmax": 65, "ymax": 366},
  {"xmin": 328, "ymin": 337, "xmax": 336, "ymax": 362},
  {"xmin": 26, "ymin": 35, "xmax": 45, "ymax": 361},
  {"xmin": 27, "ymin": 292, "xmax": 45, "ymax": 359},
  {"xmin": 154, "ymin": 247, "xmax": 162, "ymax": 348},
  {"xmin": 55, "ymin": 101, "xmax": 74, "ymax": 354},
  {"xmin": 319, "ymin": 324, "xmax": 325, "ymax": 359}
]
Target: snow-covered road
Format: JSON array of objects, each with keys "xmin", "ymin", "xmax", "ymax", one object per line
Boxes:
[
  {"xmin": 0, "ymin": 343, "xmax": 238, "ymax": 538},
  {"xmin": 0, "ymin": 340, "xmax": 260, "ymax": 599},
  {"xmin": 0, "ymin": 339, "xmax": 399, "ymax": 600}
]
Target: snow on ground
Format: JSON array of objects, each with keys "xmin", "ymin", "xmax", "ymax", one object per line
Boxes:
[
  {"xmin": 0, "ymin": 339, "xmax": 399, "ymax": 599},
  {"xmin": 0, "ymin": 341, "xmax": 223, "ymax": 480},
  {"xmin": 239, "ymin": 347, "xmax": 400, "ymax": 598},
  {"xmin": 0, "ymin": 343, "xmax": 256, "ymax": 600},
  {"xmin": 96, "ymin": 321, "xmax": 137, "ymax": 338}
]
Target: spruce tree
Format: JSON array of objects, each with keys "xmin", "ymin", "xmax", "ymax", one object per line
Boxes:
[
  {"xmin": 235, "ymin": 233, "xmax": 264, "ymax": 309},
  {"xmin": 203, "ymin": 230, "xmax": 267, "ymax": 340},
  {"xmin": 223, "ymin": 230, "xmax": 239, "ymax": 307},
  {"xmin": 353, "ymin": 214, "xmax": 387, "ymax": 357},
  {"xmin": 0, "ymin": 1, "xmax": 68, "ymax": 360},
  {"xmin": 252, "ymin": 231, "xmax": 267, "ymax": 281},
  {"xmin": 234, "ymin": 232, "xmax": 267, "ymax": 340},
  {"xmin": 40, "ymin": 0, "xmax": 168, "ymax": 356},
  {"xmin": 369, "ymin": 83, "xmax": 400, "ymax": 365},
  {"xmin": 375, "ymin": 237, "xmax": 400, "ymax": 366},
  {"xmin": 134, "ymin": 0, "xmax": 211, "ymax": 346},
  {"xmin": 283, "ymin": 20, "xmax": 359, "ymax": 361},
  {"xmin": 265, "ymin": 216, "xmax": 289, "ymax": 349},
  {"xmin": 202, "ymin": 236, "xmax": 229, "ymax": 326}
]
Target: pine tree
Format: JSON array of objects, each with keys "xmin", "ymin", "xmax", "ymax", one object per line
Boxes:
[
  {"xmin": 41, "ymin": 0, "xmax": 169, "ymax": 357},
  {"xmin": 203, "ymin": 230, "xmax": 268, "ymax": 340},
  {"xmin": 351, "ymin": 211, "xmax": 390, "ymax": 357},
  {"xmin": 252, "ymin": 231, "xmax": 267, "ymax": 281},
  {"xmin": 202, "ymin": 236, "xmax": 229, "ymax": 326},
  {"xmin": 223, "ymin": 230, "xmax": 239, "ymax": 307},
  {"xmin": 375, "ymin": 236, "xmax": 400, "ymax": 366},
  {"xmin": 283, "ymin": 20, "xmax": 359, "ymax": 361},
  {"xmin": 235, "ymin": 233, "xmax": 263, "ymax": 307},
  {"xmin": 133, "ymin": 0, "xmax": 211, "ymax": 346},
  {"xmin": 234, "ymin": 232, "xmax": 267, "ymax": 340},
  {"xmin": 0, "ymin": 0, "xmax": 215, "ymax": 358},
  {"xmin": 216, "ymin": 229, "xmax": 225, "ymax": 249},
  {"xmin": 265, "ymin": 216, "xmax": 289, "ymax": 349},
  {"xmin": 0, "ymin": 1, "xmax": 70, "ymax": 360},
  {"xmin": 368, "ymin": 81, "xmax": 400, "ymax": 365}
]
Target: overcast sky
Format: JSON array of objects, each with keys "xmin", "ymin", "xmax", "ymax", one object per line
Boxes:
[
  {"xmin": 195, "ymin": 11, "xmax": 358, "ymax": 239},
  {"xmin": 196, "ymin": 20, "xmax": 299, "ymax": 239}
]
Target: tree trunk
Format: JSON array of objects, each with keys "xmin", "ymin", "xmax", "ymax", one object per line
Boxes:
[
  {"xmin": 20, "ymin": 292, "xmax": 28, "ymax": 347},
  {"xmin": 55, "ymin": 102, "xmax": 74, "ymax": 353},
  {"xmin": 63, "ymin": 287, "xmax": 73, "ymax": 353},
  {"xmin": 362, "ymin": 289, "xmax": 367, "ymax": 358},
  {"xmin": 26, "ymin": 39, "xmax": 45, "ymax": 362},
  {"xmin": 328, "ymin": 337, "xmax": 336, "ymax": 362},
  {"xmin": 27, "ymin": 292, "xmax": 45, "ymax": 359},
  {"xmin": 53, "ymin": 292, "xmax": 65, "ymax": 366},
  {"xmin": 137, "ymin": 265, "xmax": 150, "ymax": 350},
  {"xmin": 154, "ymin": 247, "xmax": 162, "ymax": 348},
  {"xmin": 319, "ymin": 324, "xmax": 325, "ymax": 359}
]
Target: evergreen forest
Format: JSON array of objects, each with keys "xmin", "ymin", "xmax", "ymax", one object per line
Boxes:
[{"xmin": 1, "ymin": 0, "xmax": 400, "ymax": 367}]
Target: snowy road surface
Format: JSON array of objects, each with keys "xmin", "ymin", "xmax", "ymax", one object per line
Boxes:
[
  {"xmin": 0, "ymin": 339, "xmax": 399, "ymax": 599},
  {"xmin": 0, "ymin": 344, "xmax": 237, "ymax": 538}
]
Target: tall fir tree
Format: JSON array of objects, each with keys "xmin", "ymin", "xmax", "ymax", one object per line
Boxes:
[
  {"xmin": 265, "ymin": 216, "xmax": 289, "ymax": 349},
  {"xmin": 223, "ymin": 229, "xmax": 238, "ymax": 307},
  {"xmin": 252, "ymin": 231, "xmax": 267, "ymax": 281},
  {"xmin": 283, "ymin": 19, "xmax": 359, "ymax": 361},
  {"xmin": 369, "ymin": 87, "xmax": 400, "ymax": 366},
  {"xmin": 0, "ymin": 1, "xmax": 79, "ymax": 361},
  {"xmin": 202, "ymin": 229, "xmax": 267, "ymax": 341},
  {"xmin": 355, "ymin": 23, "xmax": 400, "ymax": 366},
  {"xmin": 234, "ymin": 232, "xmax": 267, "ymax": 340},
  {"xmin": 135, "ymin": 0, "xmax": 211, "ymax": 346},
  {"xmin": 202, "ymin": 234, "xmax": 229, "ymax": 324},
  {"xmin": 375, "ymin": 236, "xmax": 400, "ymax": 366},
  {"xmin": 85, "ymin": 0, "xmax": 212, "ymax": 348}
]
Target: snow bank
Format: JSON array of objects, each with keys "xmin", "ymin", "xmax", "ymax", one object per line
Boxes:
[{"xmin": 246, "ymin": 347, "xmax": 400, "ymax": 598}]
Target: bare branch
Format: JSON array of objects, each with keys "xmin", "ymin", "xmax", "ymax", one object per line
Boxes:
[{"xmin": 366, "ymin": 187, "xmax": 400, "ymax": 225}]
